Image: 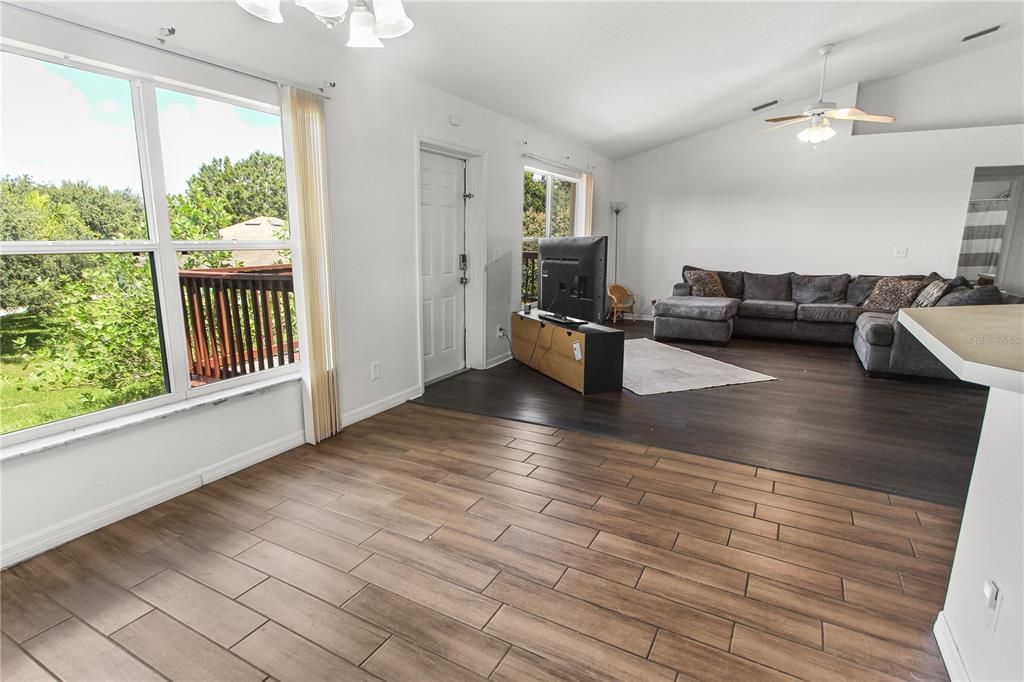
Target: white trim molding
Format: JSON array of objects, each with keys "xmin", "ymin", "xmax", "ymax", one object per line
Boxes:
[
  {"xmin": 0, "ymin": 429, "xmax": 304, "ymax": 568},
  {"xmin": 341, "ymin": 385, "xmax": 422, "ymax": 428},
  {"xmin": 486, "ymin": 352, "xmax": 513, "ymax": 369},
  {"xmin": 934, "ymin": 611, "xmax": 970, "ymax": 682}
]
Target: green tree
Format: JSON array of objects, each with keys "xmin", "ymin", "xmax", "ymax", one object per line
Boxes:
[
  {"xmin": 18, "ymin": 253, "xmax": 165, "ymax": 411},
  {"xmin": 47, "ymin": 181, "xmax": 148, "ymax": 240},
  {"xmin": 182, "ymin": 151, "xmax": 287, "ymax": 226},
  {"xmin": 0, "ymin": 176, "xmax": 100, "ymax": 311}
]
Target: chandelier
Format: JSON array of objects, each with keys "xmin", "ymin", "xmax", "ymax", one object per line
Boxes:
[{"xmin": 235, "ymin": 0, "xmax": 413, "ymax": 47}]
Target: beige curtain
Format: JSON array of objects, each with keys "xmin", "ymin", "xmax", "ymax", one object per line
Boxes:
[
  {"xmin": 286, "ymin": 88, "xmax": 341, "ymax": 442},
  {"xmin": 580, "ymin": 172, "xmax": 595, "ymax": 236}
]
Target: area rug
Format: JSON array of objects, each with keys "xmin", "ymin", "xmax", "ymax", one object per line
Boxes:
[{"xmin": 622, "ymin": 338, "xmax": 777, "ymax": 395}]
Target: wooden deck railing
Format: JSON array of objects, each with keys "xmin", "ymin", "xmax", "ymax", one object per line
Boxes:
[{"xmin": 178, "ymin": 265, "xmax": 298, "ymax": 383}]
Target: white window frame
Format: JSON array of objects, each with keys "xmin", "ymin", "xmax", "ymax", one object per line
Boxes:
[
  {"xmin": 0, "ymin": 46, "xmax": 303, "ymax": 449},
  {"xmin": 523, "ymin": 165, "xmax": 583, "ymax": 243}
]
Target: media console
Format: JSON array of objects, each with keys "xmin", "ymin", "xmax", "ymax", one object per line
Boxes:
[{"xmin": 510, "ymin": 310, "xmax": 624, "ymax": 394}]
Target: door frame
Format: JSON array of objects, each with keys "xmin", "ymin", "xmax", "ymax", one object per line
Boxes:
[{"xmin": 414, "ymin": 136, "xmax": 488, "ymax": 394}]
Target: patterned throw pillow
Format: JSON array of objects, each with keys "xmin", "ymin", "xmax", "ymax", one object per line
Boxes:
[
  {"xmin": 684, "ymin": 269, "xmax": 726, "ymax": 297},
  {"xmin": 863, "ymin": 277, "xmax": 928, "ymax": 313},
  {"xmin": 912, "ymin": 280, "xmax": 948, "ymax": 308}
]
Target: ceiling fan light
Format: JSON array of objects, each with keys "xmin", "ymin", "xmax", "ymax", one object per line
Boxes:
[
  {"xmin": 348, "ymin": 7, "xmax": 384, "ymax": 47},
  {"xmin": 235, "ymin": 0, "xmax": 283, "ymax": 23},
  {"xmin": 373, "ymin": 0, "xmax": 414, "ymax": 38},
  {"xmin": 798, "ymin": 117, "xmax": 836, "ymax": 144},
  {"xmin": 296, "ymin": 0, "xmax": 349, "ymax": 18}
]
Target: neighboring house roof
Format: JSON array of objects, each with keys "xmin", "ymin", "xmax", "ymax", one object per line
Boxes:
[
  {"xmin": 217, "ymin": 216, "xmax": 285, "ymax": 241},
  {"xmin": 217, "ymin": 217, "xmax": 288, "ymax": 267}
]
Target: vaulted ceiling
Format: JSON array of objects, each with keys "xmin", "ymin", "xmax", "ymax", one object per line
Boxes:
[{"xmin": 30, "ymin": 1, "xmax": 1024, "ymax": 158}]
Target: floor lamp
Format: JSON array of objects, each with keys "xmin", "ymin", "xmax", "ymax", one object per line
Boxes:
[{"xmin": 610, "ymin": 201, "xmax": 627, "ymax": 284}]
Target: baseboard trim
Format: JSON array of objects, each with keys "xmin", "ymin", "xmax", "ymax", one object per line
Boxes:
[
  {"xmin": 486, "ymin": 351, "xmax": 512, "ymax": 369},
  {"xmin": 199, "ymin": 430, "xmax": 306, "ymax": 485},
  {"xmin": 342, "ymin": 386, "xmax": 422, "ymax": 427},
  {"xmin": 0, "ymin": 429, "xmax": 304, "ymax": 569},
  {"xmin": 934, "ymin": 611, "xmax": 969, "ymax": 681}
]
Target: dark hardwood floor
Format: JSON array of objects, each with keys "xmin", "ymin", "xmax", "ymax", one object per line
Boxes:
[
  {"xmin": 2, "ymin": 404, "xmax": 959, "ymax": 681},
  {"xmin": 418, "ymin": 323, "xmax": 986, "ymax": 506}
]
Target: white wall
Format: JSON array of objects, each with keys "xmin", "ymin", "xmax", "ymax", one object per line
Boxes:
[
  {"xmin": 0, "ymin": 4, "xmax": 610, "ymax": 561},
  {"xmin": 856, "ymin": 38, "xmax": 1024, "ymax": 136},
  {"xmin": 1, "ymin": 381, "xmax": 305, "ymax": 566},
  {"xmin": 611, "ymin": 81, "xmax": 1024, "ymax": 316},
  {"xmin": 325, "ymin": 63, "xmax": 611, "ymax": 422},
  {"xmin": 937, "ymin": 386, "xmax": 1023, "ymax": 682}
]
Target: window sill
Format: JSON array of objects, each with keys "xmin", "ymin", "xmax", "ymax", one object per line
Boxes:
[{"xmin": 0, "ymin": 373, "xmax": 303, "ymax": 463}]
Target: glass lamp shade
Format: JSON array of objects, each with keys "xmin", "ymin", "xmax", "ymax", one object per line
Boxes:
[
  {"xmin": 296, "ymin": 0, "xmax": 349, "ymax": 18},
  {"xmin": 374, "ymin": 0, "xmax": 414, "ymax": 38},
  {"xmin": 798, "ymin": 117, "xmax": 836, "ymax": 144},
  {"xmin": 235, "ymin": 0, "xmax": 283, "ymax": 23},
  {"xmin": 348, "ymin": 7, "xmax": 384, "ymax": 47}
]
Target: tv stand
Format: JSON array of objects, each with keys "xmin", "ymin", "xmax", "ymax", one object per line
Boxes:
[{"xmin": 510, "ymin": 310, "xmax": 624, "ymax": 394}]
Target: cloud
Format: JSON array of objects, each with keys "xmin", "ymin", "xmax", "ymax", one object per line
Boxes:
[
  {"xmin": 1, "ymin": 53, "xmax": 284, "ymax": 197},
  {"xmin": 157, "ymin": 93, "xmax": 283, "ymax": 194},
  {"xmin": 1, "ymin": 53, "xmax": 144, "ymax": 193},
  {"xmin": 96, "ymin": 99, "xmax": 122, "ymax": 114}
]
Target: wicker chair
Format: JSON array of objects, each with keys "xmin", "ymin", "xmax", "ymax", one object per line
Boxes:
[{"xmin": 607, "ymin": 284, "xmax": 636, "ymax": 323}]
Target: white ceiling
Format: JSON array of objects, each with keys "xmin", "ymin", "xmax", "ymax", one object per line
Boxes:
[{"xmin": 22, "ymin": 1, "xmax": 1024, "ymax": 159}]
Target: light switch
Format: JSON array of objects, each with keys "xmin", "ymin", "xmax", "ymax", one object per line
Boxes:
[
  {"xmin": 893, "ymin": 246, "xmax": 909, "ymax": 259},
  {"xmin": 983, "ymin": 580, "xmax": 999, "ymax": 609},
  {"xmin": 983, "ymin": 579, "xmax": 1002, "ymax": 632}
]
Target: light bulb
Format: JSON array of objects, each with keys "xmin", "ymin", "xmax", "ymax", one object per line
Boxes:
[
  {"xmin": 235, "ymin": 0, "xmax": 283, "ymax": 23},
  {"xmin": 348, "ymin": 6, "xmax": 384, "ymax": 47},
  {"xmin": 296, "ymin": 0, "xmax": 348, "ymax": 17},
  {"xmin": 798, "ymin": 117, "xmax": 836, "ymax": 144},
  {"xmin": 373, "ymin": 0, "xmax": 414, "ymax": 38}
]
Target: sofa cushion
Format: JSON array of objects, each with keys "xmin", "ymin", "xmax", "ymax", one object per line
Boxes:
[
  {"xmin": 791, "ymin": 273, "xmax": 851, "ymax": 304},
  {"xmin": 742, "ymin": 272, "xmax": 792, "ymax": 301},
  {"xmin": 856, "ymin": 312, "xmax": 895, "ymax": 346},
  {"xmin": 863, "ymin": 277, "xmax": 928, "ymax": 313},
  {"xmin": 684, "ymin": 265, "xmax": 744, "ymax": 298},
  {"xmin": 847, "ymin": 275, "xmax": 882, "ymax": 305},
  {"xmin": 684, "ymin": 269, "xmax": 726, "ymax": 297},
  {"xmin": 672, "ymin": 282, "xmax": 692, "ymax": 297},
  {"xmin": 936, "ymin": 284, "xmax": 1003, "ymax": 307},
  {"xmin": 946, "ymin": 275, "xmax": 973, "ymax": 290},
  {"xmin": 654, "ymin": 296, "xmax": 739, "ymax": 321},
  {"xmin": 911, "ymin": 280, "xmax": 949, "ymax": 308},
  {"xmin": 797, "ymin": 303, "xmax": 864, "ymax": 324},
  {"xmin": 739, "ymin": 299, "xmax": 797, "ymax": 320}
]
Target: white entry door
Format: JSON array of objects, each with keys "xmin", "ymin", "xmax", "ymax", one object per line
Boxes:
[{"xmin": 420, "ymin": 151, "xmax": 467, "ymax": 383}]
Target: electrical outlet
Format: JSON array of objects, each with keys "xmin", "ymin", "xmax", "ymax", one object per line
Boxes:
[
  {"xmin": 371, "ymin": 361, "xmax": 381, "ymax": 381},
  {"xmin": 497, "ymin": 325, "xmax": 506, "ymax": 338},
  {"xmin": 893, "ymin": 246, "xmax": 909, "ymax": 259}
]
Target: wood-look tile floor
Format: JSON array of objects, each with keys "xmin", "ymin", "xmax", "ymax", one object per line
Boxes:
[{"xmin": 1, "ymin": 403, "xmax": 960, "ymax": 682}]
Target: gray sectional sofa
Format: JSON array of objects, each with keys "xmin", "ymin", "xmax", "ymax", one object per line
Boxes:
[{"xmin": 653, "ymin": 266, "xmax": 1007, "ymax": 379}]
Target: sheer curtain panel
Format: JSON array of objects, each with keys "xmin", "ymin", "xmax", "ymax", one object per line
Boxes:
[{"xmin": 283, "ymin": 87, "xmax": 341, "ymax": 441}]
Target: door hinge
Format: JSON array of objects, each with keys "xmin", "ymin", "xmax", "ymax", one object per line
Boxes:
[{"xmin": 463, "ymin": 192, "xmax": 475, "ymax": 200}]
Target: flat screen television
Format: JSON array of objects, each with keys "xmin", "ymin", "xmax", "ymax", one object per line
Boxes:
[{"xmin": 537, "ymin": 236, "xmax": 607, "ymax": 323}]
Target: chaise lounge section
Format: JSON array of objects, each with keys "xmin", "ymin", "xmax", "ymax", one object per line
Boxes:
[{"xmin": 654, "ymin": 265, "xmax": 1007, "ymax": 379}]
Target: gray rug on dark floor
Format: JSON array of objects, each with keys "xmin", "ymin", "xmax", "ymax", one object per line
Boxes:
[{"xmin": 623, "ymin": 338, "xmax": 776, "ymax": 394}]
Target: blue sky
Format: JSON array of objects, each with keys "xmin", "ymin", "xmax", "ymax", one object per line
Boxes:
[{"xmin": 2, "ymin": 52, "xmax": 283, "ymax": 194}]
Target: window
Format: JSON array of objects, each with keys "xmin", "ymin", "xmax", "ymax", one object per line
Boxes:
[
  {"xmin": 0, "ymin": 49, "xmax": 299, "ymax": 441},
  {"xmin": 521, "ymin": 167, "xmax": 580, "ymax": 303}
]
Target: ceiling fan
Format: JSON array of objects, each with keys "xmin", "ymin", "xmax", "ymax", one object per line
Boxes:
[{"xmin": 765, "ymin": 44, "xmax": 895, "ymax": 143}]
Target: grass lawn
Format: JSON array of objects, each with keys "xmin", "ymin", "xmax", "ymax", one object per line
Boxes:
[{"xmin": 0, "ymin": 312, "xmax": 105, "ymax": 434}]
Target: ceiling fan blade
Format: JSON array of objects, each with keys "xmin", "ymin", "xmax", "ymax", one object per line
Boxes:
[
  {"xmin": 762, "ymin": 116, "xmax": 811, "ymax": 132},
  {"xmin": 764, "ymin": 114, "xmax": 811, "ymax": 124},
  {"xmin": 825, "ymin": 108, "xmax": 895, "ymax": 123}
]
